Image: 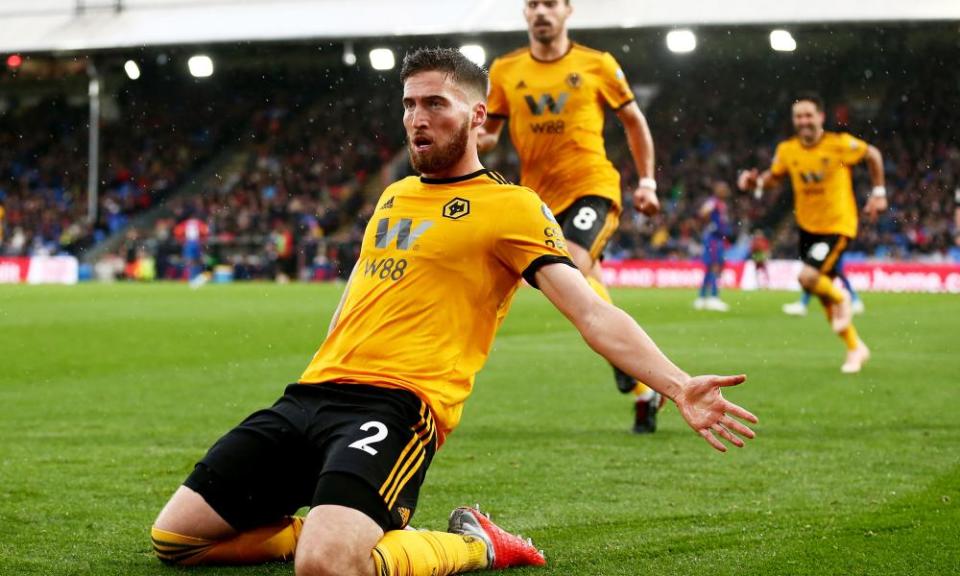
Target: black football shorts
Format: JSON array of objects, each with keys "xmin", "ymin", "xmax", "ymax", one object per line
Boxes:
[
  {"xmin": 554, "ymin": 196, "xmax": 620, "ymax": 261},
  {"xmin": 798, "ymin": 228, "xmax": 851, "ymax": 276},
  {"xmin": 184, "ymin": 383, "xmax": 437, "ymax": 532}
]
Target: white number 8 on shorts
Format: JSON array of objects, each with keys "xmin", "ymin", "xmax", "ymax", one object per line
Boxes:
[{"xmin": 573, "ymin": 206, "xmax": 598, "ymax": 231}]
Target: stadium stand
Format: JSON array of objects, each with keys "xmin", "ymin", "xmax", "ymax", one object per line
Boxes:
[
  {"xmin": 104, "ymin": 70, "xmax": 402, "ymax": 281},
  {"xmin": 0, "ymin": 75, "xmax": 257, "ymax": 257},
  {"xmin": 594, "ymin": 52, "xmax": 960, "ymax": 264},
  {"xmin": 3, "ymin": 27, "xmax": 957, "ymax": 282}
]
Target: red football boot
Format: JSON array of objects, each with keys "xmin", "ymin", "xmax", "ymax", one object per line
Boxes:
[{"xmin": 447, "ymin": 505, "xmax": 546, "ymax": 569}]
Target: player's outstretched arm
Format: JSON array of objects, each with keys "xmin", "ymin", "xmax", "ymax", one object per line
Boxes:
[
  {"xmin": 535, "ymin": 262, "xmax": 758, "ymax": 451},
  {"xmin": 477, "ymin": 116, "xmax": 505, "ymax": 154}
]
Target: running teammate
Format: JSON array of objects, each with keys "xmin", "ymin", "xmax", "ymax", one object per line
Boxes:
[
  {"xmin": 738, "ymin": 92, "xmax": 887, "ymax": 373},
  {"xmin": 480, "ymin": 0, "xmax": 662, "ymax": 432}
]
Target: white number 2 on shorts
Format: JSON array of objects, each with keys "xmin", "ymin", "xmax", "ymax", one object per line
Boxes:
[{"xmin": 348, "ymin": 421, "xmax": 389, "ymax": 456}]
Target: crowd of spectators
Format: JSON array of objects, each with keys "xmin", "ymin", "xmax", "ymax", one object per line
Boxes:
[
  {"xmin": 0, "ymin": 97, "xmax": 88, "ymax": 256},
  {"xmin": 105, "ymin": 72, "xmax": 402, "ymax": 282},
  {"xmin": 4, "ymin": 40, "xmax": 958, "ymax": 284},
  {"xmin": 598, "ymin": 56, "xmax": 960, "ymax": 263},
  {"xmin": 0, "ymin": 77, "xmax": 256, "ymax": 258}
]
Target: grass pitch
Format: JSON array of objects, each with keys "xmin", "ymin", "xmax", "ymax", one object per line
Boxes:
[{"xmin": 0, "ymin": 284, "xmax": 958, "ymax": 576}]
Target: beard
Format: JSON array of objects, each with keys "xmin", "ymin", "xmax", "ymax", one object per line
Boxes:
[
  {"xmin": 408, "ymin": 118, "xmax": 470, "ymax": 175},
  {"xmin": 531, "ymin": 19, "xmax": 557, "ymax": 43},
  {"xmin": 796, "ymin": 125, "xmax": 818, "ymax": 143}
]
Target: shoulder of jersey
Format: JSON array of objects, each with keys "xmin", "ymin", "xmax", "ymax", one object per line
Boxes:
[
  {"xmin": 381, "ymin": 175, "xmax": 420, "ymax": 196},
  {"xmin": 572, "ymin": 43, "xmax": 613, "ymax": 64},
  {"xmin": 820, "ymin": 131, "xmax": 848, "ymax": 149},
  {"xmin": 390, "ymin": 175, "xmax": 420, "ymax": 188},
  {"xmin": 483, "ymin": 170, "xmax": 514, "ymax": 186},
  {"xmin": 572, "ymin": 43, "xmax": 605, "ymax": 56},
  {"xmin": 495, "ymin": 47, "xmax": 529, "ymax": 63},
  {"xmin": 479, "ymin": 171, "xmax": 537, "ymax": 199}
]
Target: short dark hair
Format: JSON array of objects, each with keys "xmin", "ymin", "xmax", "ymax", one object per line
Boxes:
[
  {"xmin": 794, "ymin": 91, "xmax": 825, "ymax": 112},
  {"xmin": 400, "ymin": 48, "xmax": 488, "ymax": 99}
]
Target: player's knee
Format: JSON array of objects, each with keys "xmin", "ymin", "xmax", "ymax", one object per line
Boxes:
[{"xmin": 798, "ymin": 268, "xmax": 819, "ymax": 290}]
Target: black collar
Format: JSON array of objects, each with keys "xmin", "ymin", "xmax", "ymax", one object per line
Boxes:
[
  {"xmin": 530, "ymin": 42, "xmax": 576, "ymax": 64},
  {"xmin": 420, "ymin": 168, "xmax": 490, "ymax": 185}
]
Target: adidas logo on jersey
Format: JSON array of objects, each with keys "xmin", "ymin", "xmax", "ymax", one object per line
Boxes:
[
  {"xmin": 516, "ymin": 80, "xmax": 527, "ymax": 89},
  {"xmin": 380, "ymin": 196, "xmax": 394, "ymax": 210}
]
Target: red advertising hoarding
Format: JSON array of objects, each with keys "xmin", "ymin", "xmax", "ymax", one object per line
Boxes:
[
  {"xmin": 601, "ymin": 260, "xmax": 960, "ymax": 293},
  {"xmin": 0, "ymin": 256, "xmax": 79, "ymax": 285}
]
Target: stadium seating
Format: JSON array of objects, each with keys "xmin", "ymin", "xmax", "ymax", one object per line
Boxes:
[
  {"xmin": 3, "ymin": 44, "xmax": 957, "ymax": 279},
  {"xmin": 592, "ymin": 56, "xmax": 958, "ymax": 263},
  {"xmin": 0, "ymin": 77, "xmax": 257, "ymax": 258},
  {"xmin": 107, "ymin": 71, "xmax": 402, "ymax": 281}
]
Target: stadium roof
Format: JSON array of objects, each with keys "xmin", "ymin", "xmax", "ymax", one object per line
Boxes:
[{"xmin": 1, "ymin": 0, "xmax": 958, "ymax": 54}]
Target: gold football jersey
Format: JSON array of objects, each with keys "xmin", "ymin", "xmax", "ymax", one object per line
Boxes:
[
  {"xmin": 771, "ymin": 131, "xmax": 869, "ymax": 238},
  {"xmin": 488, "ymin": 43, "xmax": 635, "ymax": 214},
  {"xmin": 300, "ymin": 169, "xmax": 573, "ymax": 440}
]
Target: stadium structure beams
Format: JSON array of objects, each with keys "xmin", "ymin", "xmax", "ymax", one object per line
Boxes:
[
  {"xmin": 86, "ymin": 62, "xmax": 100, "ymax": 225},
  {"xmin": 0, "ymin": 0, "xmax": 959, "ymax": 53}
]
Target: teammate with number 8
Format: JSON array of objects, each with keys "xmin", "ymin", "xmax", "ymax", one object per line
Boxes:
[{"xmin": 480, "ymin": 0, "xmax": 663, "ymax": 432}]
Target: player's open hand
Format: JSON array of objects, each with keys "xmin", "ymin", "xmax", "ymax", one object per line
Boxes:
[
  {"xmin": 674, "ymin": 374, "xmax": 758, "ymax": 452},
  {"xmin": 863, "ymin": 195, "xmax": 888, "ymax": 221},
  {"xmin": 737, "ymin": 169, "xmax": 759, "ymax": 192},
  {"xmin": 633, "ymin": 186, "xmax": 660, "ymax": 216}
]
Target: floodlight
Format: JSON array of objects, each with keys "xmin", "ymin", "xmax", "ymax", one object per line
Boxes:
[
  {"xmin": 188, "ymin": 55, "xmax": 214, "ymax": 78},
  {"xmin": 124, "ymin": 60, "xmax": 141, "ymax": 80},
  {"xmin": 343, "ymin": 43, "xmax": 357, "ymax": 66},
  {"xmin": 369, "ymin": 48, "xmax": 396, "ymax": 71},
  {"xmin": 770, "ymin": 30, "xmax": 797, "ymax": 52},
  {"xmin": 666, "ymin": 30, "xmax": 697, "ymax": 54},
  {"xmin": 459, "ymin": 44, "xmax": 486, "ymax": 66}
]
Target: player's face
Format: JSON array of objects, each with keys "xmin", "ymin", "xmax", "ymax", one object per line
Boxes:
[
  {"xmin": 402, "ymin": 71, "xmax": 480, "ymax": 175},
  {"xmin": 523, "ymin": 0, "xmax": 572, "ymax": 44},
  {"xmin": 792, "ymin": 100, "xmax": 825, "ymax": 142},
  {"xmin": 713, "ymin": 181, "xmax": 731, "ymax": 199}
]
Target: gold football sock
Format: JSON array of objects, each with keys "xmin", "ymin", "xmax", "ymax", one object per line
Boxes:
[
  {"xmin": 811, "ymin": 275, "xmax": 844, "ymax": 304},
  {"xmin": 817, "ymin": 296, "xmax": 832, "ymax": 320},
  {"xmin": 840, "ymin": 325, "xmax": 860, "ymax": 351},
  {"xmin": 151, "ymin": 516, "xmax": 302, "ymax": 565},
  {"xmin": 372, "ymin": 529, "xmax": 488, "ymax": 576},
  {"xmin": 632, "ymin": 382, "xmax": 653, "ymax": 398}
]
